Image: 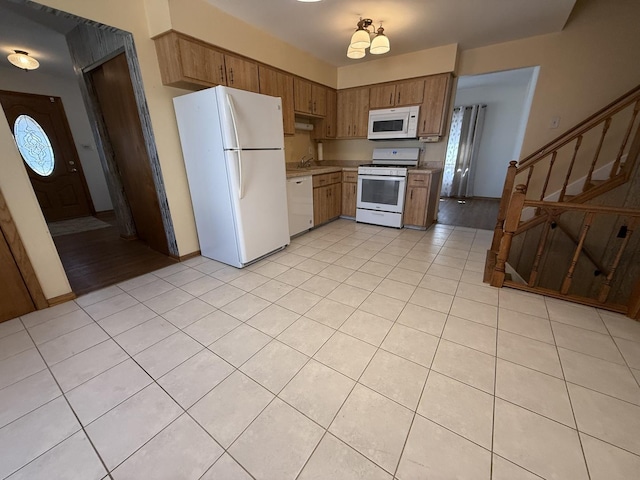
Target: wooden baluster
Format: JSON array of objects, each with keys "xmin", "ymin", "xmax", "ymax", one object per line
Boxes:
[
  {"xmin": 528, "ymin": 214, "xmax": 553, "ymax": 287},
  {"xmin": 560, "ymin": 211, "xmax": 595, "ymax": 295},
  {"xmin": 598, "ymin": 217, "xmax": 639, "ymax": 303},
  {"xmin": 491, "ymin": 184, "xmax": 527, "ymax": 287},
  {"xmin": 490, "ymin": 161, "xmax": 518, "ymax": 253},
  {"xmin": 611, "ymin": 99, "xmax": 640, "ymax": 178},
  {"xmin": 559, "ymin": 136, "xmax": 583, "ymax": 202},
  {"xmin": 539, "ymin": 152, "xmax": 557, "ymax": 201},
  {"xmin": 525, "ymin": 165, "xmax": 534, "ymax": 192},
  {"xmin": 584, "ymin": 118, "xmax": 612, "ymax": 191}
]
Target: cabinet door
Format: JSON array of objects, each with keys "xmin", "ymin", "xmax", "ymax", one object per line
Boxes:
[
  {"xmin": 178, "ymin": 37, "xmax": 226, "ymax": 86},
  {"xmin": 403, "ymin": 186, "xmax": 428, "ymax": 227},
  {"xmin": 419, "ymin": 73, "xmax": 453, "ymax": 137},
  {"xmin": 396, "ymin": 79, "xmax": 425, "ymax": 106},
  {"xmin": 324, "ymin": 89, "xmax": 337, "ymax": 138},
  {"xmin": 224, "ymin": 55, "xmax": 259, "ymax": 92},
  {"xmin": 352, "ymin": 87, "xmax": 371, "ymax": 138},
  {"xmin": 341, "ymin": 181, "xmax": 357, "ymax": 217},
  {"xmin": 311, "ymin": 84, "xmax": 327, "ymax": 116},
  {"xmin": 294, "ymin": 78, "xmax": 313, "ymax": 114},
  {"xmin": 313, "ymin": 186, "xmax": 327, "ymax": 225},
  {"xmin": 336, "ymin": 90, "xmax": 354, "ymax": 138},
  {"xmin": 259, "ymin": 65, "xmax": 295, "ymax": 136},
  {"xmin": 369, "ymin": 84, "xmax": 396, "ymax": 109},
  {"xmin": 329, "ymin": 183, "xmax": 342, "ymax": 219}
]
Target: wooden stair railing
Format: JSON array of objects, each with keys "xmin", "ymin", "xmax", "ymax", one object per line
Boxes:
[
  {"xmin": 490, "ymin": 185, "xmax": 640, "ymax": 318},
  {"xmin": 485, "ymin": 84, "xmax": 640, "ymax": 286}
]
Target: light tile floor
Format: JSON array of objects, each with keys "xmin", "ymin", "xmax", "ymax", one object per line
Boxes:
[{"xmin": 1, "ymin": 220, "xmax": 640, "ymax": 479}]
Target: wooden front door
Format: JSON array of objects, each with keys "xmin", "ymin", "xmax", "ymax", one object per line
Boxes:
[
  {"xmin": 0, "ymin": 91, "xmax": 94, "ymax": 222},
  {"xmin": 90, "ymin": 53, "xmax": 169, "ymax": 255}
]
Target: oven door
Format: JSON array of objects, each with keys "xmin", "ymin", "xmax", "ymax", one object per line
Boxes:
[{"xmin": 357, "ymin": 175, "xmax": 406, "ymax": 213}]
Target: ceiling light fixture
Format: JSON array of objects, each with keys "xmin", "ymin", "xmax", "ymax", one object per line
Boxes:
[
  {"xmin": 347, "ymin": 18, "xmax": 390, "ymax": 59},
  {"xmin": 7, "ymin": 50, "xmax": 39, "ymax": 71}
]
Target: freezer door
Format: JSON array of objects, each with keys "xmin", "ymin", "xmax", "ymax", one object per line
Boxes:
[
  {"xmin": 226, "ymin": 149, "xmax": 290, "ymax": 264},
  {"xmin": 217, "ymin": 86, "xmax": 285, "ymax": 150}
]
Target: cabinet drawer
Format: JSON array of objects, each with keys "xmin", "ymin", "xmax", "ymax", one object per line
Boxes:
[
  {"xmin": 342, "ymin": 171, "xmax": 358, "ymax": 183},
  {"xmin": 313, "ymin": 172, "xmax": 341, "ymax": 188},
  {"xmin": 407, "ymin": 173, "xmax": 431, "ymax": 188}
]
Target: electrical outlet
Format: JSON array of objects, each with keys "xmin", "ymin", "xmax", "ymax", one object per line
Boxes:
[{"xmin": 550, "ymin": 116, "xmax": 560, "ymax": 129}]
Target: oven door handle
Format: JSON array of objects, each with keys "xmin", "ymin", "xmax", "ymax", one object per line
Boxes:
[{"xmin": 358, "ymin": 175, "xmax": 407, "ymax": 182}]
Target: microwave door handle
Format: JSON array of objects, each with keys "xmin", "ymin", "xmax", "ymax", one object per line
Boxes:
[{"xmin": 226, "ymin": 94, "xmax": 244, "ymax": 199}]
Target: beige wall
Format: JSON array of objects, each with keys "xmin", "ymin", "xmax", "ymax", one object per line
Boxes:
[
  {"xmin": 458, "ymin": 0, "xmax": 640, "ymax": 159},
  {"xmin": 337, "ymin": 43, "xmax": 458, "ymax": 89},
  {"xmin": 167, "ymin": 0, "xmax": 337, "ymax": 88}
]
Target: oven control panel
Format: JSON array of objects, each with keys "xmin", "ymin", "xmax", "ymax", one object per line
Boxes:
[{"xmin": 358, "ymin": 167, "xmax": 408, "ymax": 177}]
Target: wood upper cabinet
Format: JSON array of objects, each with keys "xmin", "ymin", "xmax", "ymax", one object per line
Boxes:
[
  {"xmin": 258, "ymin": 65, "xmax": 295, "ymax": 135},
  {"xmin": 313, "ymin": 88, "xmax": 337, "ymax": 140},
  {"xmin": 224, "ymin": 55, "xmax": 259, "ymax": 92},
  {"xmin": 341, "ymin": 170, "xmax": 358, "ymax": 217},
  {"xmin": 403, "ymin": 171, "xmax": 442, "ymax": 229},
  {"xmin": 155, "ymin": 32, "xmax": 226, "ymax": 89},
  {"xmin": 418, "ymin": 73, "xmax": 453, "ymax": 137},
  {"xmin": 294, "ymin": 78, "xmax": 326, "ymax": 116},
  {"xmin": 369, "ymin": 79, "xmax": 425, "ymax": 109},
  {"xmin": 337, "ymin": 87, "xmax": 370, "ymax": 138}
]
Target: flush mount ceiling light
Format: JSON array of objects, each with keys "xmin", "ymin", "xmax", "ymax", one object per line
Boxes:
[
  {"xmin": 7, "ymin": 50, "xmax": 39, "ymax": 71},
  {"xmin": 347, "ymin": 18, "xmax": 390, "ymax": 59}
]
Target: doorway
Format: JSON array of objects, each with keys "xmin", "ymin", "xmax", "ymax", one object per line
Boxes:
[
  {"xmin": 0, "ymin": 90, "xmax": 94, "ymax": 222},
  {"xmin": 438, "ymin": 66, "xmax": 539, "ymax": 230}
]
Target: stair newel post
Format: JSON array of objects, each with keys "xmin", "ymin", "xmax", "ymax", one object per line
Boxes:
[
  {"xmin": 610, "ymin": 99, "xmax": 640, "ymax": 179},
  {"xmin": 598, "ymin": 217, "xmax": 638, "ymax": 303},
  {"xmin": 491, "ymin": 161, "xmax": 518, "ymax": 253},
  {"xmin": 560, "ymin": 211, "xmax": 595, "ymax": 295},
  {"xmin": 491, "ymin": 184, "xmax": 527, "ymax": 288},
  {"xmin": 584, "ymin": 118, "xmax": 612, "ymax": 191}
]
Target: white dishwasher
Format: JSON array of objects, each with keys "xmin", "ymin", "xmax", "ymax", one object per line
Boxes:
[{"xmin": 286, "ymin": 176, "xmax": 314, "ymax": 237}]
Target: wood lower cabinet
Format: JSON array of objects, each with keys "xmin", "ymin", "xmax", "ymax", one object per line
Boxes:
[
  {"xmin": 313, "ymin": 172, "xmax": 341, "ymax": 225},
  {"xmin": 341, "ymin": 171, "xmax": 357, "ymax": 217},
  {"xmin": 259, "ymin": 65, "xmax": 295, "ymax": 135},
  {"xmin": 337, "ymin": 87, "xmax": 370, "ymax": 138},
  {"xmin": 403, "ymin": 171, "xmax": 442, "ymax": 229}
]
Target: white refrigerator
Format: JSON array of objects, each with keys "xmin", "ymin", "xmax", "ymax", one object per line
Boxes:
[{"xmin": 173, "ymin": 86, "xmax": 290, "ymax": 268}]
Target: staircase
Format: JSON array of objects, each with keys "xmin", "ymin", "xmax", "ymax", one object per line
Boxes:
[{"xmin": 485, "ymin": 84, "xmax": 640, "ymax": 319}]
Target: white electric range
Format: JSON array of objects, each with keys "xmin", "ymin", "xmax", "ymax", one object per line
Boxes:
[{"xmin": 356, "ymin": 147, "xmax": 420, "ymax": 228}]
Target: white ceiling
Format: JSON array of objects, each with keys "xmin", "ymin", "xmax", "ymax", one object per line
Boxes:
[{"xmin": 206, "ymin": 0, "xmax": 577, "ymax": 66}]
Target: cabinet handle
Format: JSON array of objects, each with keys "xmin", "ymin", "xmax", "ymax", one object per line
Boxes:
[
  {"xmin": 397, "ymin": 92, "xmax": 401, "ymax": 104},
  {"xmin": 410, "ymin": 190, "xmax": 413, "ymax": 200},
  {"xmin": 353, "ymin": 124, "xmax": 356, "ymax": 136},
  {"xmin": 389, "ymin": 93, "xmax": 393, "ymax": 105},
  {"xmin": 313, "ymin": 101, "xmax": 316, "ymax": 112},
  {"xmin": 353, "ymin": 185, "xmax": 356, "ymax": 194},
  {"xmin": 230, "ymin": 68, "xmax": 234, "ymax": 84},
  {"xmin": 219, "ymin": 66, "xmax": 224, "ymax": 83},
  {"xmin": 348, "ymin": 125, "xmax": 351, "ymax": 135}
]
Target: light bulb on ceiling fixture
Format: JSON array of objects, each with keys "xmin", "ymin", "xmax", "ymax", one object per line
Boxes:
[
  {"xmin": 350, "ymin": 18, "xmax": 373, "ymax": 49},
  {"xmin": 347, "ymin": 18, "xmax": 390, "ymax": 59},
  {"xmin": 370, "ymin": 25, "xmax": 390, "ymax": 55},
  {"xmin": 7, "ymin": 50, "xmax": 39, "ymax": 71},
  {"xmin": 347, "ymin": 45, "xmax": 366, "ymax": 59}
]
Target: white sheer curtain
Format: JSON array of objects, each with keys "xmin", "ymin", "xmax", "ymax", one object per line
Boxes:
[{"xmin": 441, "ymin": 104, "xmax": 486, "ymax": 198}]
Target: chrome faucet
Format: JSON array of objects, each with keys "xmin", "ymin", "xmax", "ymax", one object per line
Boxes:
[{"xmin": 299, "ymin": 155, "xmax": 313, "ymax": 168}]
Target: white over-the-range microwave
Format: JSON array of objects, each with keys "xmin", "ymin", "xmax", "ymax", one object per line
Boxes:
[{"xmin": 367, "ymin": 105, "xmax": 420, "ymax": 140}]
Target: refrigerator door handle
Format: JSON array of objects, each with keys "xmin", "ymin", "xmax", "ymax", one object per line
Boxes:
[{"xmin": 226, "ymin": 94, "xmax": 244, "ymax": 199}]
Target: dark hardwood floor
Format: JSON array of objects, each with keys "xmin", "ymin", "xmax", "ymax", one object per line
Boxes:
[
  {"xmin": 53, "ymin": 223, "xmax": 176, "ymax": 296},
  {"xmin": 437, "ymin": 197, "xmax": 500, "ymax": 230}
]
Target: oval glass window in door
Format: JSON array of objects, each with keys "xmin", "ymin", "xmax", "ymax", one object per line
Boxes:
[{"xmin": 13, "ymin": 114, "xmax": 55, "ymax": 176}]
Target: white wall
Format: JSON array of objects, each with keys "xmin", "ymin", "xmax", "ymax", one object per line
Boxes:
[
  {"xmin": 0, "ymin": 66, "xmax": 113, "ymax": 213},
  {"xmin": 454, "ymin": 71, "xmax": 536, "ymax": 198}
]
